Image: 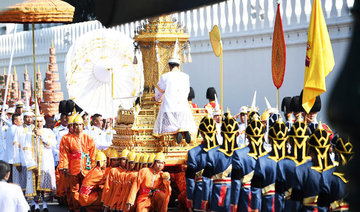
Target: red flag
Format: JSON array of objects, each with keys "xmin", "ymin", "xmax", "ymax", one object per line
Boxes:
[{"xmin": 271, "ymin": 4, "xmax": 286, "ymax": 89}]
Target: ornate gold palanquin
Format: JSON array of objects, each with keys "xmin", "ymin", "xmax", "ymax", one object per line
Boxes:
[{"xmin": 112, "ymin": 15, "xmax": 205, "ymax": 164}]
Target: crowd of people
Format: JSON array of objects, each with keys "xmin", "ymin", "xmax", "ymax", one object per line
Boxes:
[{"xmin": 0, "ymin": 101, "xmax": 172, "ymax": 212}]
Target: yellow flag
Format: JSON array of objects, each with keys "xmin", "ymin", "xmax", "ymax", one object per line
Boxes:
[{"xmin": 302, "ymin": 0, "xmax": 335, "ymax": 113}]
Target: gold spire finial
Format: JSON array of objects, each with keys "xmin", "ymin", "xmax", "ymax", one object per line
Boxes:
[
  {"xmin": 226, "ymin": 107, "xmax": 232, "ymax": 118},
  {"xmin": 13, "ymin": 66, "xmax": 16, "ymax": 75},
  {"xmin": 51, "ymin": 40, "xmax": 54, "ymax": 48},
  {"xmin": 37, "ymin": 65, "xmax": 40, "ymax": 73},
  {"xmin": 3, "ymin": 67, "xmax": 5, "ymax": 75},
  {"xmin": 25, "ymin": 65, "xmax": 28, "ymax": 74}
]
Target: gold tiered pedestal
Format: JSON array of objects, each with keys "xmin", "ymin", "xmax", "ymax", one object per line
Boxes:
[{"xmin": 112, "ymin": 15, "xmax": 206, "ymax": 165}]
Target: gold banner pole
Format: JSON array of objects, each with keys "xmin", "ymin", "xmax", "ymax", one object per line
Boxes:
[
  {"xmin": 221, "ymin": 50, "xmax": 223, "ymax": 113},
  {"xmin": 32, "ymin": 23, "xmax": 37, "ymax": 124}
]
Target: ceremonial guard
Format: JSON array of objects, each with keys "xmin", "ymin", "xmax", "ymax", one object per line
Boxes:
[
  {"xmin": 290, "ymin": 96, "xmax": 303, "ymax": 120},
  {"xmin": 251, "ymin": 118, "xmax": 288, "ymax": 212},
  {"xmin": 281, "ymin": 97, "xmax": 294, "ymax": 129},
  {"xmin": 188, "ymin": 87, "xmax": 198, "ymax": 108},
  {"xmin": 186, "ymin": 115, "xmax": 218, "ymax": 211},
  {"xmin": 275, "ymin": 118, "xmax": 309, "ymax": 212},
  {"xmin": 61, "ymin": 114, "xmax": 96, "ymax": 211},
  {"xmin": 291, "ymin": 124, "xmax": 335, "ymax": 211},
  {"xmin": 201, "ymin": 112, "xmax": 239, "ymax": 211},
  {"xmin": 126, "ymin": 152, "xmax": 171, "ymax": 212},
  {"xmin": 79, "ymin": 151, "xmax": 107, "ymax": 212},
  {"xmin": 302, "ymin": 93, "xmax": 321, "ymax": 134},
  {"xmin": 204, "ymin": 87, "xmax": 218, "ymax": 109},
  {"xmin": 153, "ymin": 41, "xmax": 196, "ymax": 144},
  {"xmin": 317, "ymin": 135, "xmax": 353, "ymax": 212},
  {"xmin": 231, "ymin": 115, "xmax": 266, "ymax": 212}
]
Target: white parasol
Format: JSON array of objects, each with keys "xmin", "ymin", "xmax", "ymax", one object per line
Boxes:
[{"xmin": 64, "ymin": 28, "xmax": 144, "ymax": 118}]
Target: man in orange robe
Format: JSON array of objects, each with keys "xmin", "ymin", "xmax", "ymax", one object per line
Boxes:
[
  {"xmin": 79, "ymin": 151, "xmax": 107, "ymax": 212},
  {"xmin": 126, "ymin": 152, "xmax": 171, "ymax": 212},
  {"xmin": 58, "ymin": 114, "xmax": 75, "ymax": 207},
  {"xmin": 116, "ymin": 153, "xmax": 142, "ymax": 211},
  {"xmin": 102, "ymin": 149, "xmax": 129, "ymax": 211},
  {"xmin": 61, "ymin": 114, "xmax": 96, "ymax": 212}
]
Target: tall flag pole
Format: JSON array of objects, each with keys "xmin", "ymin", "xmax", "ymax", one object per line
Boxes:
[
  {"xmin": 302, "ymin": 0, "xmax": 335, "ymax": 113},
  {"xmin": 209, "ymin": 25, "xmax": 223, "ymax": 112},
  {"xmin": 271, "ymin": 2, "xmax": 286, "ymax": 110}
]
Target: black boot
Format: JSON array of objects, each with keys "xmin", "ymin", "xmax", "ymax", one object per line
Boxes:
[
  {"xmin": 184, "ymin": 131, "xmax": 191, "ymax": 144},
  {"xmin": 176, "ymin": 132, "xmax": 182, "ymax": 144}
]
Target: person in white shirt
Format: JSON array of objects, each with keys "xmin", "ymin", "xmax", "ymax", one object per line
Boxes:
[
  {"xmin": 153, "ymin": 42, "xmax": 196, "ymax": 144},
  {"xmin": 52, "ymin": 113, "xmax": 69, "ymax": 166},
  {"xmin": 89, "ymin": 114, "xmax": 109, "ymax": 150},
  {"xmin": 103, "ymin": 118, "xmax": 116, "ymax": 146},
  {"xmin": 0, "ymin": 160, "xmax": 30, "ymax": 212},
  {"xmin": 234, "ymin": 106, "xmax": 248, "ymax": 147},
  {"xmin": 5, "ymin": 114, "xmax": 23, "ymax": 183}
]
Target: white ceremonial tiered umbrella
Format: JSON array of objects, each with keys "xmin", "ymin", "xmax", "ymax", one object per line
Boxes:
[{"xmin": 64, "ymin": 28, "xmax": 144, "ymax": 118}]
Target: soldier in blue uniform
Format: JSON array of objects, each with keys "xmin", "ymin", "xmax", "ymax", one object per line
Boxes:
[
  {"xmin": 230, "ymin": 114, "xmax": 266, "ymax": 212},
  {"xmin": 291, "ymin": 124, "xmax": 335, "ymax": 211},
  {"xmin": 186, "ymin": 115, "xmax": 219, "ymax": 211},
  {"xmin": 275, "ymin": 118, "xmax": 310, "ymax": 212},
  {"xmin": 250, "ymin": 117, "xmax": 288, "ymax": 212},
  {"xmin": 201, "ymin": 112, "xmax": 239, "ymax": 211},
  {"xmin": 317, "ymin": 135, "xmax": 353, "ymax": 212}
]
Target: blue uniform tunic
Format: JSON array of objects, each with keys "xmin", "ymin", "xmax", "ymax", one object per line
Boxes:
[
  {"xmin": 292, "ymin": 160, "xmax": 323, "ymax": 212},
  {"xmin": 202, "ymin": 147, "xmax": 233, "ymax": 211},
  {"xmin": 185, "ymin": 143, "xmax": 210, "ymax": 211},
  {"xmin": 318, "ymin": 167, "xmax": 349, "ymax": 212},
  {"xmin": 251, "ymin": 154, "xmax": 277, "ymax": 212},
  {"xmin": 275, "ymin": 157, "xmax": 297, "ymax": 212},
  {"xmin": 230, "ymin": 146, "xmax": 257, "ymax": 212}
]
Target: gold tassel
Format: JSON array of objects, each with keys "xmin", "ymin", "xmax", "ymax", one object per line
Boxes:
[
  {"xmin": 187, "ymin": 46, "xmax": 192, "ymax": 63},
  {"xmin": 182, "ymin": 52, "xmax": 187, "ymax": 63}
]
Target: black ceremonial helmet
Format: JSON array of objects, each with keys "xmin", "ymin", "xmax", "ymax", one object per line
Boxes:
[
  {"xmin": 287, "ymin": 117, "xmax": 311, "ymax": 164},
  {"xmin": 198, "ymin": 115, "xmax": 218, "ymax": 152},
  {"xmin": 218, "ymin": 111, "xmax": 239, "ymax": 156},
  {"xmin": 268, "ymin": 117, "xmax": 288, "ymax": 161},
  {"xmin": 246, "ymin": 114, "xmax": 266, "ymax": 159},
  {"xmin": 307, "ymin": 123, "xmax": 334, "ymax": 172},
  {"xmin": 334, "ymin": 136, "xmax": 354, "ymax": 166}
]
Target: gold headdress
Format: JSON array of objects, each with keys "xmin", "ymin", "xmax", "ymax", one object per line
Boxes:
[{"xmin": 219, "ymin": 110, "xmax": 240, "ymax": 156}]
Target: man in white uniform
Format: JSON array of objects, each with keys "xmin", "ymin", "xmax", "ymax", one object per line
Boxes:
[
  {"xmin": 53, "ymin": 113, "xmax": 69, "ymax": 166},
  {"xmin": 5, "ymin": 113, "xmax": 22, "ymax": 183},
  {"xmin": 153, "ymin": 41, "xmax": 196, "ymax": 144},
  {"xmin": 88, "ymin": 113, "xmax": 109, "ymax": 150},
  {"xmin": 0, "ymin": 160, "xmax": 30, "ymax": 212}
]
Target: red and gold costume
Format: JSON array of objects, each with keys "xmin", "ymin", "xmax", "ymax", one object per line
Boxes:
[{"xmin": 127, "ymin": 167, "xmax": 171, "ymax": 212}]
